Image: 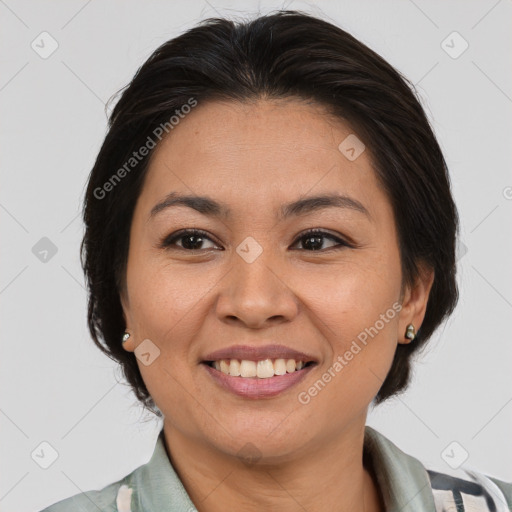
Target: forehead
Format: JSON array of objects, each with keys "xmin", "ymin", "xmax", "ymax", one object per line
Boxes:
[{"xmin": 139, "ymin": 98, "xmax": 385, "ymax": 219}]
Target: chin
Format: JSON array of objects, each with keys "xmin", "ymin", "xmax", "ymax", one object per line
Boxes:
[{"xmin": 210, "ymin": 415, "xmax": 316, "ymax": 462}]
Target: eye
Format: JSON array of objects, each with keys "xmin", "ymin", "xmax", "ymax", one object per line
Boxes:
[
  {"xmin": 159, "ymin": 228, "xmax": 352, "ymax": 252},
  {"xmin": 159, "ymin": 229, "xmax": 220, "ymax": 251},
  {"xmin": 291, "ymin": 229, "xmax": 351, "ymax": 252}
]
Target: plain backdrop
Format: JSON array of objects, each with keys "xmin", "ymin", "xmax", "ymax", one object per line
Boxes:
[{"xmin": 1, "ymin": 1, "xmax": 511, "ymax": 511}]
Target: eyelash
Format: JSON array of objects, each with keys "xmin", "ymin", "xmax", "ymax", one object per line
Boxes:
[{"xmin": 159, "ymin": 228, "xmax": 352, "ymax": 252}]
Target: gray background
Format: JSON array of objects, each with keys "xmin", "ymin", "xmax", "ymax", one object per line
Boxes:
[{"xmin": 1, "ymin": 0, "xmax": 511, "ymax": 510}]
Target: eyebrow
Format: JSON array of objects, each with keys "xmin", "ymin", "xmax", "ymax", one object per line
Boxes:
[{"xmin": 149, "ymin": 192, "xmax": 371, "ymax": 221}]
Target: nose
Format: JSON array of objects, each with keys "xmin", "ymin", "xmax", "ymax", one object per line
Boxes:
[{"xmin": 215, "ymin": 250, "xmax": 299, "ymax": 329}]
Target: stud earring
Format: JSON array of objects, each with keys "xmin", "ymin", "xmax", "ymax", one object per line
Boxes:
[
  {"xmin": 122, "ymin": 332, "xmax": 131, "ymax": 344},
  {"xmin": 405, "ymin": 324, "xmax": 416, "ymax": 341}
]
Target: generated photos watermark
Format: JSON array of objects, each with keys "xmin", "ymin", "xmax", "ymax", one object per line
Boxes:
[
  {"xmin": 297, "ymin": 301, "xmax": 403, "ymax": 405},
  {"xmin": 93, "ymin": 97, "xmax": 198, "ymax": 200}
]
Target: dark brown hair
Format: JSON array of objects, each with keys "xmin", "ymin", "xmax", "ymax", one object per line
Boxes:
[{"xmin": 81, "ymin": 10, "xmax": 459, "ymax": 416}]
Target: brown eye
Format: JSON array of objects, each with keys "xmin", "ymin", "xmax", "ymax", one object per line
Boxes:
[
  {"xmin": 159, "ymin": 228, "xmax": 352, "ymax": 252},
  {"xmin": 160, "ymin": 229, "xmax": 220, "ymax": 251},
  {"xmin": 292, "ymin": 229, "xmax": 351, "ymax": 251}
]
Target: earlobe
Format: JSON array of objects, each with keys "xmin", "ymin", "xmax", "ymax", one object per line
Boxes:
[
  {"xmin": 398, "ymin": 265, "xmax": 435, "ymax": 344},
  {"xmin": 404, "ymin": 323, "xmax": 416, "ymax": 342},
  {"xmin": 121, "ymin": 331, "xmax": 135, "ymax": 352},
  {"xmin": 119, "ymin": 290, "xmax": 136, "ymax": 352}
]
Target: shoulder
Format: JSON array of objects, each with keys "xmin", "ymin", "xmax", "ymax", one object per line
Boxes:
[
  {"xmin": 37, "ymin": 429, "xmax": 197, "ymax": 512},
  {"xmin": 364, "ymin": 426, "xmax": 512, "ymax": 512},
  {"xmin": 37, "ymin": 479, "xmax": 124, "ymax": 512},
  {"xmin": 426, "ymin": 466, "xmax": 512, "ymax": 512}
]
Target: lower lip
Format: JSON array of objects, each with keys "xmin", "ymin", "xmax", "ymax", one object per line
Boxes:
[{"xmin": 202, "ymin": 363, "xmax": 316, "ymax": 399}]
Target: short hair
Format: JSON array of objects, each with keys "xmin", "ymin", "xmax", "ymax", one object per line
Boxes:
[{"xmin": 81, "ymin": 10, "xmax": 459, "ymax": 416}]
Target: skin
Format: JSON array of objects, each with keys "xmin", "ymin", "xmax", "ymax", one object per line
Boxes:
[{"xmin": 121, "ymin": 98, "xmax": 434, "ymax": 512}]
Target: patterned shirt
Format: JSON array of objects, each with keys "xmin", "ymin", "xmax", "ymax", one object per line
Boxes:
[{"xmin": 39, "ymin": 425, "xmax": 512, "ymax": 511}]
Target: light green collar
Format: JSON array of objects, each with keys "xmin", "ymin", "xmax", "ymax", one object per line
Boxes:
[{"xmin": 123, "ymin": 425, "xmax": 436, "ymax": 511}]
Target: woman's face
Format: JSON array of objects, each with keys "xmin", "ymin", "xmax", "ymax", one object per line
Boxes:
[{"xmin": 121, "ymin": 99, "xmax": 432, "ymax": 461}]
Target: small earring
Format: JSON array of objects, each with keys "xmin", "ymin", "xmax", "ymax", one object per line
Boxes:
[
  {"xmin": 122, "ymin": 332, "xmax": 131, "ymax": 344},
  {"xmin": 405, "ymin": 324, "xmax": 416, "ymax": 341}
]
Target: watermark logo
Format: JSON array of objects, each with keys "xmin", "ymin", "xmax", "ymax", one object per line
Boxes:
[
  {"xmin": 31, "ymin": 32, "xmax": 59, "ymax": 59},
  {"xmin": 134, "ymin": 338, "xmax": 161, "ymax": 366},
  {"xmin": 441, "ymin": 441, "xmax": 469, "ymax": 469},
  {"xmin": 456, "ymin": 238, "xmax": 468, "ymax": 261},
  {"xmin": 338, "ymin": 134, "xmax": 366, "ymax": 161},
  {"xmin": 236, "ymin": 236, "xmax": 263, "ymax": 264},
  {"xmin": 236, "ymin": 442, "xmax": 262, "ymax": 466},
  {"xmin": 441, "ymin": 31, "xmax": 469, "ymax": 59},
  {"xmin": 31, "ymin": 441, "xmax": 59, "ymax": 469},
  {"xmin": 32, "ymin": 237, "xmax": 58, "ymax": 263}
]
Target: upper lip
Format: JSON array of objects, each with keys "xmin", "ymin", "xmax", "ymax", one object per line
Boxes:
[{"xmin": 202, "ymin": 344, "xmax": 318, "ymax": 363}]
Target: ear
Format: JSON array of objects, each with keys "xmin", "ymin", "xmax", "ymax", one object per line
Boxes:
[
  {"xmin": 120, "ymin": 290, "xmax": 136, "ymax": 353},
  {"xmin": 398, "ymin": 264, "xmax": 435, "ymax": 344}
]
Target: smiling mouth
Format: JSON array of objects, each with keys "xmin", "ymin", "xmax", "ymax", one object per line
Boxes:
[{"xmin": 203, "ymin": 358, "xmax": 317, "ymax": 379}]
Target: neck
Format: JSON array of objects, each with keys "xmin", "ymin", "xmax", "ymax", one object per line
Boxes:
[{"xmin": 162, "ymin": 417, "xmax": 384, "ymax": 512}]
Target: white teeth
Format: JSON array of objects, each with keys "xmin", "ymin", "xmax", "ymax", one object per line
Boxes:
[
  {"xmin": 257, "ymin": 359, "xmax": 274, "ymax": 378},
  {"xmin": 229, "ymin": 359, "xmax": 241, "ymax": 376},
  {"xmin": 240, "ymin": 360, "xmax": 257, "ymax": 377},
  {"xmin": 210, "ymin": 358, "xmax": 311, "ymax": 378},
  {"xmin": 274, "ymin": 358, "xmax": 287, "ymax": 375},
  {"xmin": 286, "ymin": 359, "xmax": 296, "ymax": 373}
]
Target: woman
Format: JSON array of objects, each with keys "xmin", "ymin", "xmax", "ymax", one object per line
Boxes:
[{"xmin": 40, "ymin": 10, "xmax": 511, "ymax": 512}]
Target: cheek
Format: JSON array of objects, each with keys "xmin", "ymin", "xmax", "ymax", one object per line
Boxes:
[
  {"xmin": 125, "ymin": 256, "xmax": 225, "ymax": 409},
  {"xmin": 126, "ymin": 254, "xmax": 212, "ymax": 339},
  {"xmin": 125, "ymin": 259, "xmax": 210, "ymax": 413},
  {"xmin": 298, "ymin": 279, "xmax": 400, "ymax": 423},
  {"xmin": 294, "ymin": 256, "xmax": 401, "ymax": 410},
  {"xmin": 301, "ymin": 258, "xmax": 402, "ymax": 344}
]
